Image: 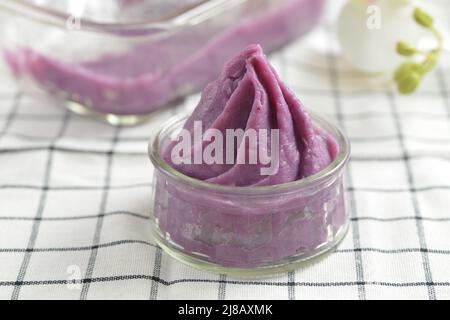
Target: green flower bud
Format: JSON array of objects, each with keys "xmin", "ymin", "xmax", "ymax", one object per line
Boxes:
[
  {"xmin": 393, "ymin": 6, "xmax": 442, "ymax": 95},
  {"xmin": 394, "ymin": 61, "xmax": 419, "ymax": 82},
  {"xmin": 397, "ymin": 71, "xmax": 422, "ymax": 94},
  {"xmin": 414, "ymin": 8, "xmax": 433, "ymax": 28},
  {"xmin": 396, "ymin": 41, "xmax": 417, "ymax": 56}
]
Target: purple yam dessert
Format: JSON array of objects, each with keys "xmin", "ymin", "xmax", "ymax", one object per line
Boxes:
[
  {"xmin": 152, "ymin": 45, "xmax": 348, "ymax": 268},
  {"xmin": 163, "ymin": 44, "xmax": 338, "ymax": 185},
  {"xmin": 4, "ymin": 0, "xmax": 325, "ymax": 115}
]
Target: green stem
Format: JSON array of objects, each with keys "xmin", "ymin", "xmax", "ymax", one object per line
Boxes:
[
  {"xmin": 430, "ymin": 26, "xmax": 443, "ymax": 56},
  {"xmin": 394, "ymin": 8, "xmax": 443, "ymax": 94}
]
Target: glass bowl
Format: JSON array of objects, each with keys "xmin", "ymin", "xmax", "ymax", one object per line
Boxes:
[
  {"xmin": 0, "ymin": 0, "xmax": 325, "ymax": 125},
  {"xmin": 148, "ymin": 111, "xmax": 350, "ymax": 276}
]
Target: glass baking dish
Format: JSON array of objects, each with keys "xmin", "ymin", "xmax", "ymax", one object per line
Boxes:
[{"xmin": 0, "ymin": 0, "xmax": 325, "ymax": 125}]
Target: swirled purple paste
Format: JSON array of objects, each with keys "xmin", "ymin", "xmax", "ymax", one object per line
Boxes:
[
  {"xmin": 163, "ymin": 44, "xmax": 338, "ymax": 185},
  {"xmin": 153, "ymin": 45, "xmax": 347, "ymax": 268}
]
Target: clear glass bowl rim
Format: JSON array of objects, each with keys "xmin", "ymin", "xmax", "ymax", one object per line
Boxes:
[
  {"xmin": 0, "ymin": 0, "xmax": 251, "ymax": 35},
  {"xmin": 148, "ymin": 110, "xmax": 351, "ymax": 196}
]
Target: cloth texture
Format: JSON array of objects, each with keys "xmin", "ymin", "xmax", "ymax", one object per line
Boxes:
[{"xmin": 0, "ymin": 0, "xmax": 449, "ymax": 300}]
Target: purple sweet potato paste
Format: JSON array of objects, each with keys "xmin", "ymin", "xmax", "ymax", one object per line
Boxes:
[
  {"xmin": 4, "ymin": 0, "xmax": 325, "ymax": 115},
  {"xmin": 152, "ymin": 45, "xmax": 347, "ymax": 268},
  {"xmin": 163, "ymin": 44, "xmax": 338, "ymax": 185}
]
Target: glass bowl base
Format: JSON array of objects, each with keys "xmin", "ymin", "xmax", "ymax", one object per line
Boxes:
[
  {"xmin": 152, "ymin": 223, "xmax": 349, "ymax": 278},
  {"xmin": 65, "ymin": 101, "xmax": 158, "ymax": 126}
]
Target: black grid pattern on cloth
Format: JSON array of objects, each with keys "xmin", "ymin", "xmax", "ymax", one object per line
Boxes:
[{"xmin": 0, "ymin": 14, "xmax": 450, "ymax": 299}]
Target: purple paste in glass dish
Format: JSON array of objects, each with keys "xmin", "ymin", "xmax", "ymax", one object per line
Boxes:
[
  {"xmin": 148, "ymin": 45, "xmax": 350, "ymax": 275},
  {"xmin": 1, "ymin": 0, "xmax": 325, "ymax": 125}
]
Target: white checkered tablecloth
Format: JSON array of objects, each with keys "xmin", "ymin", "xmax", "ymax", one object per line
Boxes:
[{"xmin": 0, "ymin": 0, "xmax": 449, "ymax": 300}]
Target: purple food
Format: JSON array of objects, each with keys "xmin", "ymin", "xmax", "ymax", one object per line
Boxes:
[
  {"xmin": 152, "ymin": 45, "xmax": 347, "ymax": 268},
  {"xmin": 163, "ymin": 44, "xmax": 338, "ymax": 185},
  {"xmin": 4, "ymin": 0, "xmax": 325, "ymax": 115}
]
